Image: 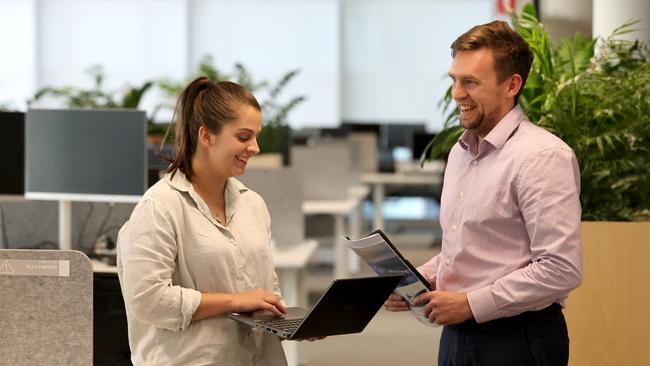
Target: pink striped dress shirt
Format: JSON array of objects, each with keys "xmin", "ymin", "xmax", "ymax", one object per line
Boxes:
[{"xmin": 418, "ymin": 105, "xmax": 583, "ymax": 323}]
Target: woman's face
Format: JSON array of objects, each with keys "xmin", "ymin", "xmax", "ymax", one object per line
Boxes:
[{"xmin": 202, "ymin": 103, "xmax": 262, "ymax": 179}]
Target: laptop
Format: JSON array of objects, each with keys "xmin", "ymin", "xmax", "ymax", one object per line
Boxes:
[{"xmin": 227, "ymin": 275, "xmax": 403, "ymax": 340}]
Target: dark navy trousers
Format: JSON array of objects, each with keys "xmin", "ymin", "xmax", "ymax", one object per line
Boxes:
[{"xmin": 439, "ymin": 303, "xmax": 569, "ymax": 366}]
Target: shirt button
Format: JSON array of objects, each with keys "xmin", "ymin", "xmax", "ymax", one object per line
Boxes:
[
  {"xmin": 472, "ymin": 161, "xmax": 478, "ymax": 167},
  {"xmin": 229, "ymin": 238, "xmax": 235, "ymax": 243},
  {"xmin": 459, "ymin": 192, "xmax": 464, "ymax": 198},
  {"xmin": 452, "ymin": 224, "xmax": 457, "ymax": 231},
  {"xmin": 445, "ymin": 258, "xmax": 451, "ymax": 265}
]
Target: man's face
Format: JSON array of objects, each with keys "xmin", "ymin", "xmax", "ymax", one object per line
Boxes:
[{"xmin": 448, "ymin": 48, "xmax": 516, "ymax": 138}]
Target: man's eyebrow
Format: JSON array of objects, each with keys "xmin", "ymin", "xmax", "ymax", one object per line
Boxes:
[{"xmin": 448, "ymin": 72, "xmax": 478, "ymax": 80}]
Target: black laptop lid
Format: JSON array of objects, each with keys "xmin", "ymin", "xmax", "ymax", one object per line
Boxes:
[{"xmin": 292, "ymin": 274, "xmax": 402, "ymax": 339}]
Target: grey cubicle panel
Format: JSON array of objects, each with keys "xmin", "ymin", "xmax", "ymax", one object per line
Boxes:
[
  {"xmin": 239, "ymin": 167, "xmax": 304, "ymax": 247},
  {"xmin": 0, "ymin": 249, "xmax": 93, "ymax": 365},
  {"xmin": 348, "ymin": 132, "xmax": 379, "ymax": 174},
  {"xmin": 290, "ymin": 141, "xmax": 353, "ymax": 200}
]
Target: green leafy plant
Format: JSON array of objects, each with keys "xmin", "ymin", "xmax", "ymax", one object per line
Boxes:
[
  {"xmin": 157, "ymin": 55, "xmax": 306, "ymax": 154},
  {"xmin": 31, "ymin": 65, "xmax": 153, "ymax": 110},
  {"xmin": 425, "ymin": 5, "xmax": 650, "ymax": 221},
  {"xmin": 30, "ymin": 65, "xmax": 155, "ymax": 133}
]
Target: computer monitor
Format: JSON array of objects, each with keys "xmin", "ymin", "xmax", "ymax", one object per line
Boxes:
[
  {"xmin": 0, "ymin": 111, "xmax": 25, "ymax": 197},
  {"xmin": 384, "ymin": 123, "xmax": 426, "ymax": 150},
  {"xmin": 341, "ymin": 122, "xmax": 381, "ymax": 137},
  {"xmin": 319, "ymin": 127, "xmax": 348, "ymax": 138},
  {"xmin": 411, "ymin": 132, "xmax": 436, "ymax": 161},
  {"xmin": 25, "ymin": 109, "xmax": 147, "ymax": 202},
  {"xmin": 147, "ymin": 144, "xmax": 174, "ymax": 187}
]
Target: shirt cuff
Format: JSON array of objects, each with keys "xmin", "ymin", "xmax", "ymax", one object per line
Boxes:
[
  {"xmin": 467, "ymin": 286, "xmax": 503, "ymax": 323},
  {"xmin": 179, "ymin": 288, "xmax": 202, "ymax": 332}
]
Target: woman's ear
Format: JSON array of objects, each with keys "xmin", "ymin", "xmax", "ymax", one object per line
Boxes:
[{"xmin": 198, "ymin": 126, "xmax": 213, "ymax": 148}]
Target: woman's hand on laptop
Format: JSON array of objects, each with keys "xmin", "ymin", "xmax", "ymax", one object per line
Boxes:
[
  {"xmin": 231, "ymin": 288, "xmax": 287, "ymax": 316},
  {"xmin": 383, "ymin": 293, "xmax": 410, "ymax": 312}
]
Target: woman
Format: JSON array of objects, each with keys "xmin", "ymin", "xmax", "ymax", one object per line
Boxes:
[{"xmin": 117, "ymin": 77, "xmax": 288, "ymax": 365}]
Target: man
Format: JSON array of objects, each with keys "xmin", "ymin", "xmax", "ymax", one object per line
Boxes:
[{"xmin": 385, "ymin": 21, "xmax": 582, "ymax": 365}]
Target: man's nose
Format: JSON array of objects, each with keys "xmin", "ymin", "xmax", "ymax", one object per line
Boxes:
[{"xmin": 451, "ymin": 82, "xmax": 467, "ymax": 100}]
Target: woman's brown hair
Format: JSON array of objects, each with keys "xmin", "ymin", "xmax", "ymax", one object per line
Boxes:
[{"xmin": 161, "ymin": 77, "xmax": 261, "ymax": 181}]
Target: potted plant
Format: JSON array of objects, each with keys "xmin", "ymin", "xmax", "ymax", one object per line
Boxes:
[
  {"xmin": 157, "ymin": 55, "xmax": 306, "ymax": 166},
  {"xmin": 31, "ymin": 65, "xmax": 153, "ymax": 111},
  {"xmin": 425, "ymin": 5, "xmax": 650, "ymax": 365},
  {"xmin": 29, "ymin": 65, "xmax": 155, "ymax": 139}
]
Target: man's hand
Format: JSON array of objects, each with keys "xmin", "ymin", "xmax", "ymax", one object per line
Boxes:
[
  {"xmin": 412, "ymin": 291, "xmax": 473, "ymax": 325},
  {"xmin": 383, "ymin": 293, "xmax": 410, "ymax": 312}
]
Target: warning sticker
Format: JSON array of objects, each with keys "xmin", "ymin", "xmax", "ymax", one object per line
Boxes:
[
  {"xmin": 0, "ymin": 260, "xmax": 14, "ymax": 274},
  {"xmin": 0, "ymin": 259, "xmax": 69, "ymax": 277}
]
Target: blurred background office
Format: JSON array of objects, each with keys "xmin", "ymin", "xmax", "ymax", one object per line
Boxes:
[{"xmin": 1, "ymin": 0, "xmax": 648, "ymax": 365}]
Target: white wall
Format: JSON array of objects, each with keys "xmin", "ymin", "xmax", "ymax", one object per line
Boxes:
[
  {"xmin": 190, "ymin": 0, "xmax": 340, "ymax": 128},
  {"xmin": 0, "ymin": 0, "xmax": 497, "ymax": 130},
  {"xmin": 593, "ymin": 0, "xmax": 649, "ymax": 44},
  {"xmin": 0, "ymin": 0, "xmax": 36, "ymax": 110},
  {"xmin": 36, "ymin": 0, "xmax": 188, "ymax": 117},
  {"xmin": 342, "ymin": 0, "xmax": 491, "ymax": 130}
]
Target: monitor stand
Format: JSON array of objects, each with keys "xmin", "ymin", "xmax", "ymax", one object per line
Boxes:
[{"xmin": 59, "ymin": 200, "xmax": 72, "ymax": 250}]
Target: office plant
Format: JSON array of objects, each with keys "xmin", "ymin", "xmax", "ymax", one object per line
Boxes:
[
  {"xmin": 157, "ymin": 55, "xmax": 306, "ymax": 156},
  {"xmin": 425, "ymin": 4, "xmax": 650, "ymax": 221},
  {"xmin": 0, "ymin": 103, "xmax": 13, "ymax": 111},
  {"xmin": 31, "ymin": 65, "xmax": 153, "ymax": 110},
  {"xmin": 29, "ymin": 65, "xmax": 155, "ymax": 132}
]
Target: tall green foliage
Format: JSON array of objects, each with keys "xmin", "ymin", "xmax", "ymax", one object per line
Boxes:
[
  {"xmin": 31, "ymin": 65, "xmax": 153, "ymax": 110},
  {"xmin": 158, "ymin": 55, "xmax": 306, "ymax": 154},
  {"xmin": 428, "ymin": 5, "xmax": 650, "ymax": 221}
]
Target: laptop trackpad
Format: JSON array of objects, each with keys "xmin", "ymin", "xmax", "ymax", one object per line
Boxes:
[{"xmin": 251, "ymin": 307, "xmax": 309, "ymax": 321}]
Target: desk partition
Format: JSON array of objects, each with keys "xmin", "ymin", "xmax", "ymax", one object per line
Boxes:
[
  {"xmin": 239, "ymin": 167, "xmax": 304, "ymax": 247},
  {"xmin": 0, "ymin": 249, "xmax": 93, "ymax": 365}
]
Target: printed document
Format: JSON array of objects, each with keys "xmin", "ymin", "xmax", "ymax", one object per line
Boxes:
[{"xmin": 345, "ymin": 230, "xmax": 439, "ymax": 327}]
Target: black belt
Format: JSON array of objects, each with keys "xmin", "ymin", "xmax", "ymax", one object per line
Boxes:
[{"xmin": 448, "ymin": 302, "xmax": 563, "ymax": 331}]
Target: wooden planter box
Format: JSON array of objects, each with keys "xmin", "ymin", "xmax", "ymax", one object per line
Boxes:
[{"xmin": 565, "ymin": 222, "xmax": 650, "ymax": 365}]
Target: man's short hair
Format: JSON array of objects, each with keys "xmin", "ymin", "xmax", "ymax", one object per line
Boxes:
[{"xmin": 451, "ymin": 20, "xmax": 534, "ymax": 101}]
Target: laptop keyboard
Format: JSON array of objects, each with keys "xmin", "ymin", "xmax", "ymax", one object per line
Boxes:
[{"xmin": 258, "ymin": 318, "xmax": 304, "ymax": 333}]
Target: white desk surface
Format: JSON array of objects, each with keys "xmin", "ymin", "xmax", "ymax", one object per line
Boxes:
[
  {"xmin": 0, "ymin": 195, "xmax": 28, "ymax": 202},
  {"xmin": 92, "ymin": 258, "xmax": 118, "ymax": 273},
  {"xmin": 91, "ymin": 241, "xmax": 317, "ymax": 273},
  {"xmin": 348, "ymin": 184, "xmax": 370, "ymax": 199},
  {"xmin": 273, "ymin": 240, "xmax": 318, "ymax": 269},
  {"xmin": 302, "ymin": 198, "xmax": 361, "ymax": 215},
  {"xmin": 361, "ymin": 172, "xmax": 442, "ymax": 185}
]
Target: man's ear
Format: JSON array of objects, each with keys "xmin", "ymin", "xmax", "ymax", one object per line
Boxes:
[
  {"xmin": 506, "ymin": 74, "xmax": 523, "ymax": 99},
  {"xmin": 198, "ymin": 126, "xmax": 213, "ymax": 147}
]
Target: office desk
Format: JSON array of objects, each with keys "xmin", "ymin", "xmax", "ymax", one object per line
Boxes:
[
  {"xmin": 91, "ymin": 242, "xmax": 316, "ymax": 309},
  {"xmin": 361, "ymin": 172, "xmax": 443, "ymax": 231},
  {"xmin": 92, "ymin": 258, "xmax": 118, "ymax": 273},
  {"xmin": 273, "ymin": 240, "xmax": 318, "ymax": 366},
  {"xmin": 302, "ymin": 195, "xmax": 363, "ymax": 278},
  {"xmin": 91, "ymin": 263, "xmax": 131, "ymax": 366}
]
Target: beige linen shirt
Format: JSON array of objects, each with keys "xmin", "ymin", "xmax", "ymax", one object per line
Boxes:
[{"xmin": 117, "ymin": 171, "xmax": 287, "ymax": 366}]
